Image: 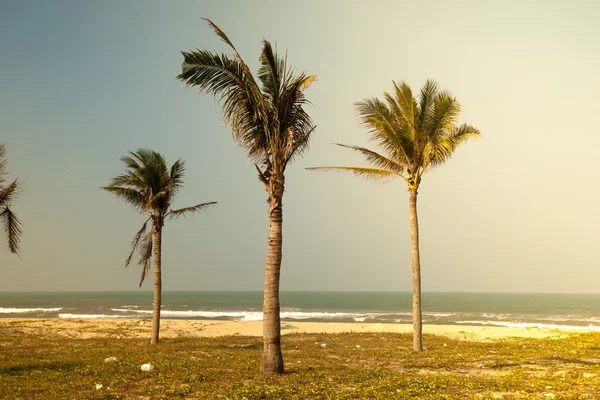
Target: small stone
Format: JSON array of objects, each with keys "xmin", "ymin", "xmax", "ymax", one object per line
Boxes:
[
  {"xmin": 95, "ymin": 384, "xmax": 103, "ymax": 390},
  {"xmin": 356, "ymin": 345, "xmax": 361, "ymax": 348},
  {"xmin": 544, "ymin": 394, "xmax": 555, "ymax": 398},
  {"xmin": 141, "ymin": 363, "xmax": 155, "ymax": 371},
  {"xmin": 320, "ymin": 343, "xmax": 327, "ymax": 348},
  {"xmin": 104, "ymin": 357, "xmax": 118, "ymax": 363},
  {"xmin": 545, "ymin": 386, "xmax": 552, "ymax": 389}
]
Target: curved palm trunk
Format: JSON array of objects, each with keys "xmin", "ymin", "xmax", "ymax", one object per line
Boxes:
[
  {"xmin": 260, "ymin": 195, "xmax": 285, "ymax": 374},
  {"xmin": 409, "ymin": 187, "xmax": 423, "ymax": 351},
  {"xmin": 151, "ymin": 223, "xmax": 163, "ymax": 345}
]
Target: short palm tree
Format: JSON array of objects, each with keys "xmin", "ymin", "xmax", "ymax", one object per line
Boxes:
[
  {"xmin": 0, "ymin": 144, "xmax": 22, "ymax": 255},
  {"xmin": 102, "ymin": 149, "xmax": 216, "ymax": 344},
  {"xmin": 308, "ymin": 80, "xmax": 480, "ymax": 351},
  {"xmin": 177, "ymin": 19, "xmax": 316, "ymax": 374}
]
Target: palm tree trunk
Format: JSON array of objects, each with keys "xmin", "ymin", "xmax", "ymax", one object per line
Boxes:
[
  {"xmin": 409, "ymin": 187, "xmax": 423, "ymax": 351},
  {"xmin": 151, "ymin": 223, "xmax": 162, "ymax": 345},
  {"xmin": 260, "ymin": 199, "xmax": 284, "ymax": 374}
]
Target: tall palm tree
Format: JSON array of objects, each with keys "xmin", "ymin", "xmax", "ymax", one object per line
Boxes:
[
  {"xmin": 308, "ymin": 80, "xmax": 480, "ymax": 351},
  {"xmin": 102, "ymin": 149, "xmax": 216, "ymax": 344},
  {"xmin": 0, "ymin": 144, "xmax": 22, "ymax": 255},
  {"xmin": 177, "ymin": 19, "xmax": 316, "ymax": 374}
]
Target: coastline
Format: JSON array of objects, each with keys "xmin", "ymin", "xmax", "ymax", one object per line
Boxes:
[{"xmin": 0, "ymin": 318, "xmax": 574, "ymax": 341}]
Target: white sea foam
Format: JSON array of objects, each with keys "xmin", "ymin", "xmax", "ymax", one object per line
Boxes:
[
  {"xmin": 59, "ymin": 313, "xmax": 130, "ymax": 319},
  {"xmin": 455, "ymin": 320, "xmax": 600, "ymax": 331},
  {"xmin": 0, "ymin": 307, "xmax": 62, "ymax": 313},
  {"xmin": 108, "ymin": 308, "xmax": 378, "ymax": 321}
]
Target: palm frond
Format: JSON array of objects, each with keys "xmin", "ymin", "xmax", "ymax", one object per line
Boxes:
[
  {"xmin": 169, "ymin": 159, "xmax": 186, "ymax": 195},
  {"xmin": 306, "ymin": 166, "xmax": 401, "ymax": 183},
  {"xmin": 429, "ymin": 123, "xmax": 481, "ymax": 167},
  {"xmin": 101, "ymin": 186, "xmax": 146, "ymax": 211},
  {"xmin": 417, "ymin": 79, "xmax": 438, "ymax": 132},
  {"xmin": 137, "ymin": 230, "xmax": 153, "ymax": 287},
  {"xmin": 0, "ymin": 206, "xmax": 22, "ymax": 254},
  {"xmin": 0, "ymin": 144, "xmax": 8, "ymax": 183},
  {"xmin": 355, "ymin": 97, "xmax": 413, "ymax": 169},
  {"xmin": 177, "ymin": 49, "xmax": 269, "ymax": 162},
  {"xmin": 167, "ymin": 202, "xmax": 218, "ymax": 220},
  {"xmin": 257, "ymin": 40, "xmax": 284, "ymax": 101},
  {"xmin": 0, "ymin": 179, "xmax": 19, "ymax": 208},
  {"xmin": 203, "ymin": 18, "xmax": 240, "ymax": 55},
  {"xmin": 333, "ymin": 144, "xmax": 407, "ymax": 174},
  {"xmin": 428, "ymin": 91, "xmax": 460, "ymax": 140},
  {"xmin": 126, "ymin": 219, "xmax": 150, "ymax": 267}
]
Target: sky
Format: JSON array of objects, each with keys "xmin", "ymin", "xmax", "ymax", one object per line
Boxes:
[{"xmin": 1, "ymin": 0, "xmax": 599, "ymax": 293}]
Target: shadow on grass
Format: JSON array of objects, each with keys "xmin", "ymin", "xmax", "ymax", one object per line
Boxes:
[
  {"xmin": 550, "ymin": 357, "xmax": 600, "ymax": 366},
  {"xmin": 0, "ymin": 361, "xmax": 80, "ymax": 375}
]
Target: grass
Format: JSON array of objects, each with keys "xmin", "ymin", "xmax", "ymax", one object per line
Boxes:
[{"xmin": 1, "ymin": 325, "xmax": 600, "ymax": 399}]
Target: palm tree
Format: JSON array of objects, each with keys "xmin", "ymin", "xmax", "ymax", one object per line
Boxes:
[
  {"xmin": 308, "ymin": 80, "xmax": 480, "ymax": 351},
  {"xmin": 0, "ymin": 144, "xmax": 22, "ymax": 255},
  {"xmin": 177, "ymin": 19, "xmax": 316, "ymax": 374},
  {"xmin": 102, "ymin": 149, "xmax": 216, "ymax": 344}
]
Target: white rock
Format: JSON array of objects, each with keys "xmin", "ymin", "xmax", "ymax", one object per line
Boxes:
[
  {"xmin": 356, "ymin": 345, "xmax": 361, "ymax": 348},
  {"xmin": 141, "ymin": 363, "xmax": 155, "ymax": 371},
  {"xmin": 545, "ymin": 386, "xmax": 553, "ymax": 389},
  {"xmin": 544, "ymin": 394, "xmax": 555, "ymax": 398},
  {"xmin": 139, "ymin": 321, "xmax": 145, "ymax": 325},
  {"xmin": 320, "ymin": 343, "xmax": 327, "ymax": 348},
  {"xmin": 95, "ymin": 384, "xmax": 103, "ymax": 390},
  {"xmin": 104, "ymin": 357, "xmax": 118, "ymax": 363}
]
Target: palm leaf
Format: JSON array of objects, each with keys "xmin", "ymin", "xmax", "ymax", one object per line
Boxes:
[
  {"xmin": 257, "ymin": 40, "xmax": 284, "ymax": 101},
  {"xmin": 169, "ymin": 159, "xmax": 186, "ymax": 196},
  {"xmin": 332, "ymin": 144, "xmax": 406, "ymax": 174},
  {"xmin": 355, "ymin": 97, "xmax": 413, "ymax": 169},
  {"xmin": 167, "ymin": 202, "xmax": 218, "ymax": 220},
  {"xmin": 429, "ymin": 123, "xmax": 481, "ymax": 167},
  {"xmin": 306, "ymin": 166, "xmax": 401, "ymax": 183},
  {"xmin": 126, "ymin": 219, "xmax": 150, "ymax": 267},
  {"xmin": 137, "ymin": 230, "xmax": 153, "ymax": 287},
  {"xmin": 101, "ymin": 186, "xmax": 146, "ymax": 211},
  {"xmin": 177, "ymin": 49, "xmax": 269, "ymax": 162},
  {"xmin": 0, "ymin": 206, "xmax": 22, "ymax": 254},
  {"xmin": 203, "ymin": 18, "xmax": 240, "ymax": 55},
  {"xmin": 0, "ymin": 179, "xmax": 18, "ymax": 208},
  {"xmin": 0, "ymin": 144, "xmax": 8, "ymax": 183},
  {"xmin": 417, "ymin": 79, "xmax": 438, "ymax": 132}
]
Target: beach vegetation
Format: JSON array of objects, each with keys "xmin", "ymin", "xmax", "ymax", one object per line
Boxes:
[
  {"xmin": 308, "ymin": 80, "xmax": 480, "ymax": 351},
  {"xmin": 0, "ymin": 144, "xmax": 23, "ymax": 255},
  {"xmin": 177, "ymin": 19, "xmax": 317, "ymax": 374},
  {"xmin": 101, "ymin": 149, "xmax": 217, "ymax": 344},
  {"xmin": 1, "ymin": 325, "xmax": 599, "ymax": 399}
]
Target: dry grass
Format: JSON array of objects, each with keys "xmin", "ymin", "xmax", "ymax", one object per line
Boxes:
[{"xmin": 1, "ymin": 322, "xmax": 600, "ymax": 399}]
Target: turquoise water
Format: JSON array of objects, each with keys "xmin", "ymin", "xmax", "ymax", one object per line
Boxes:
[{"xmin": 1, "ymin": 291, "xmax": 599, "ymax": 331}]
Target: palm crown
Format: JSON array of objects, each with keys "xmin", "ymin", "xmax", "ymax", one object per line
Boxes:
[
  {"xmin": 309, "ymin": 80, "xmax": 480, "ymax": 188},
  {"xmin": 102, "ymin": 149, "xmax": 216, "ymax": 285},
  {"xmin": 177, "ymin": 19, "xmax": 316, "ymax": 186},
  {"xmin": 0, "ymin": 144, "xmax": 22, "ymax": 254}
]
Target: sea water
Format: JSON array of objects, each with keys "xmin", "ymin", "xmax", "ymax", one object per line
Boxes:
[{"xmin": 1, "ymin": 291, "xmax": 600, "ymax": 331}]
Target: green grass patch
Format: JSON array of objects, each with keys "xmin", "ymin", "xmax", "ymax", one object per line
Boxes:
[{"xmin": 1, "ymin": 325, "xmax": 600, "ymax": 399}]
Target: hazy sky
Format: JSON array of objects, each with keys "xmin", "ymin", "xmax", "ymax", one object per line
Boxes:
[{"xmin": 1, "ymin": 0, "xmax": 599, "ymax": 293}]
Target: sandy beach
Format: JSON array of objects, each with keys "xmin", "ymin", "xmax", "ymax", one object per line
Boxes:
[{"xmin": 1, "ymin": 318, "xmax": 572, "ymax": 341}]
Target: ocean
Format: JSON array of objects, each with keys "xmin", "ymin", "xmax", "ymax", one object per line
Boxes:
[{"xmin": 1, "ymin": 291, "xmax": 600, "ymax": 332}]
